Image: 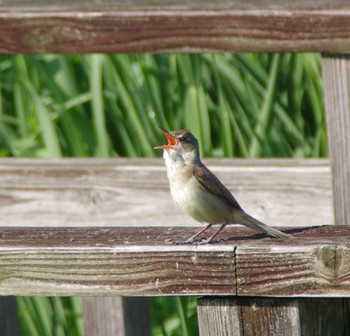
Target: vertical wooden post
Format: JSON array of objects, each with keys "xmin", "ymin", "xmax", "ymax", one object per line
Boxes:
[
  {"xmin": 0, "ymin": 297, "xmax": 19, "ymax": 336},
  {"xmin": 83, "ymin": 297, "xmax": 151, "ymax": 336},
  {"xmin": 197, "ymin": 297, "xmax": 350, "ymax": 336},
  {"xmin": 322, "ymin": 54, "xmax": 350, "ymax": 225}
]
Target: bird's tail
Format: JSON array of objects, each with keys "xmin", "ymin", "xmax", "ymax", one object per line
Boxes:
[{"xmin": 235, "ymin": 212, "xmax": 291, "ymax": 239}]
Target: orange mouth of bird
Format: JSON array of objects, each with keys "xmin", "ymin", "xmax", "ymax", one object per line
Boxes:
[{"xmin": 154, "ymin": 127, "xmax": 178, "ymax": 149}]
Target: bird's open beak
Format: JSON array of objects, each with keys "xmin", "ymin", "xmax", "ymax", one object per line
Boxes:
[{"xmin": 154, "ymin": 127, "xmax": 178, "ymax": 149}]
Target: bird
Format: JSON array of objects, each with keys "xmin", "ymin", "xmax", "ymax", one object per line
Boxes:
[{"xmin": 154, "ymin": 127, "xmax": 290, "ymax": 244}]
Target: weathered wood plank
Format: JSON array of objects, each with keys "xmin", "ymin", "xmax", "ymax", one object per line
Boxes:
[
  {"xmin": 0, "ymin": 226, "xmax": 350, "ymax": 296},
  {"xmin": 0, "ymin": 227, "xmax": 236, "ymax": 296},
  {"xmin": 235, "ymin": 236, "xmax": 350, "ymax": 296},
  {"xmin": 197, "ymin": 298, "xmax": 243, "ymax": 336},
  {"xmin": 197, "ymin": 297, "xmax": 350, "ymax": 336},
  {"xmin": 0, "ymin": 158, "xmax": 333, "ymax": 228},
  {"xmin": 322, "ymin": 54, "xmax": 350, "ymax": 226},
  {"xmin": 2, "ymin": 0, "xmax": 350, "ymax": 53},
  {"xmin": 83, "ymin": 297, "xmax": 151, "ymax": 336}
]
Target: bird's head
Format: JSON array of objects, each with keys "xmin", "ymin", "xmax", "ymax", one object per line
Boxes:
[{"xmin": 154, "ymin": 127, "xmax": 200, "ymax": 165}]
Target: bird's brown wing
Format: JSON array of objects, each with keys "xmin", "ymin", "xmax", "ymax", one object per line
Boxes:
[{"xmin": 193, "ymin": 163, "xmax": 243, "ymax": 211}]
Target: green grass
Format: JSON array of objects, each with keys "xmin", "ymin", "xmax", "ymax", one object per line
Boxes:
[
  {"xmin": 0, "ymin": 53, "xmax": 326, "ymax": 159},
  {"xmin": 17, "ymin": 297, "xmax": 83, "ymax": 336},
  {"xmin": 0, "ymin": 53, "xmax": 326, "ymax": 335}
]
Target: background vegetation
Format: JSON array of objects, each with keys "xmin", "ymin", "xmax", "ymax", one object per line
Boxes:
[{"xmin": 0, "ymin": 53, "xmax": 326, "ymax": 335}]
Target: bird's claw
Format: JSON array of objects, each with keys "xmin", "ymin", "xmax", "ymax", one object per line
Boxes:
[
  {"xmin": 174, "ymin": 238, "xmax": 195, "ymax": 245},
  {"xmin": 173, "ymin": 237, "xmax": 226, "ymax": 245}
]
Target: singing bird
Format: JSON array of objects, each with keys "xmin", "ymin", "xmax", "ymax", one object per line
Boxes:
[{"xmin": 154, "ymin": 127, "xmax": 290, "ymax": 243}]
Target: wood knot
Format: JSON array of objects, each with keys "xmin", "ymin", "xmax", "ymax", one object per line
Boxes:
[{"xmin": 317, "ymin": 245, "xmax": 344, "ymax": 279}]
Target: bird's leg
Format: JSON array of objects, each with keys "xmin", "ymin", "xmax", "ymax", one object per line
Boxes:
[
  {"xmin": 180, "ymin": 224, "xmax": 212, "ymax": 244},
  {"xmin": 200, "ymin": 224, "xmax": 227, "ymax": 244}
]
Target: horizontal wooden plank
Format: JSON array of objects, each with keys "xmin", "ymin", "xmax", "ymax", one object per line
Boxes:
[
  {"xmin": 1, "ymin": 0, "xmax": 350, "ymax": 53},
  {"xmin": 0, "ymin": 226, "xmax": 349, "ymax": 296},
  {"xmin": 236, "ymin": 231, "xmax": 350, "ymax": 296},
  {"xmin": 0, "ymin": 158, "xmax": 333, "ymax": 228},
  {"xmin": 0, "ymin": 227, "xmax": 237, "ymax": 296}
]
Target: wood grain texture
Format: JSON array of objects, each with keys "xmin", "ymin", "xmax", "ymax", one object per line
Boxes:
[
  {"xmin": 83, "ymin": 297, "xmax": 151, "ymax": 336},
  {"xmin": 0, "ymin": 226, "xmax": 349, "ymax": 296},
  {"xmin": 0, "ymin": 158, "xmax": 333, "ymax": 228},
  {"xmin": 2, "ymin": 0, "xmax": 350, "ymax": 53},
  {"xmin": 197, "ymin": 298, "xmax": 243, "ymax": 336},
  {"xmin": 236, "ymin": 226, "xmax": 350, "ymax": 296},
  {"xmin": 322, "ymin": 54, "xmax": 350, "ymax": 227},
  {"xmin": 0, "ymin": 227, "xmax": 236, "ymax": 296},
  {"xmin": 197, "ymin": 297, "xmax": 350, "ymax": 336}
]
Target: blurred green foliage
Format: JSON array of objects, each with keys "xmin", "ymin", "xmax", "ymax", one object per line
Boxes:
[{"xmin": 0, "ymin": 53, "xmax": 326, "ymax": 159}]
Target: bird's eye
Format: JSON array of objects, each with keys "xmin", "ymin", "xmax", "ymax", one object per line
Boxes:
[{"xmin": 178, "ymin": 136, "xmax": 187, "ymax": 142}]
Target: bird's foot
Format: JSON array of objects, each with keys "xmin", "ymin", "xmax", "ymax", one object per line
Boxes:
[
  {"xmin": 173, "ymin": 237, "xmax": 226, "ymax": 245},
  {"xmin": 196, "ymin": 237, "xmax": 226, "ymax": 245},
  {"xmin": 174, "ymin": 238, "xmax": 196, "ymax": 245}
]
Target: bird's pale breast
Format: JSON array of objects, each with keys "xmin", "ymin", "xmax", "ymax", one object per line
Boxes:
[{"xmin": 169, "ymin": 168, "xmax": 232, "ymax": 224}]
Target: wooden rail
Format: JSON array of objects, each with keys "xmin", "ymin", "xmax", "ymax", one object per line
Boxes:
[
  {"xmin": 2, "ymin": 0, "xmax": 350, "ymax": 53},
  {"xmin": 0, "ymin": 158, "xmax": 339, "ymax": 334},
  {"xmin": 0, "ymin": 158, "xmax": 333, "ymax": 227},
  {"xmin": 0, "ymin": 225, "xmax": 347, "ymax": 297}
]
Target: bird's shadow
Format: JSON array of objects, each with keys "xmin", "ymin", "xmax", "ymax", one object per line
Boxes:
[
  {"xmin": 223, "ymin": 226, "xmax": 319, "ymax": 243},
  {"xmin": 169, "ymin": 227, "xmax": 320, "ymax": 245}
]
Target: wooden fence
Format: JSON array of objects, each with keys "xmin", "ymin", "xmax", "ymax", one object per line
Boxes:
[{"xmin": 1, "ymin": 0, "xmax": 350, "ymax": 335}]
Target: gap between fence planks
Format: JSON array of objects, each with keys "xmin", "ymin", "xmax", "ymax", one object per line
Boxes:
[
  {"xmin": 0, "ymin": 225, "xmax": 349, "ymax": 297},
  {"xmin": 0, "ymin": 158, "xmax": 333, "ymax": 228},
  {"xmin": 2, "ymin": 0, "xmax": 350, "ymax": 53}
]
